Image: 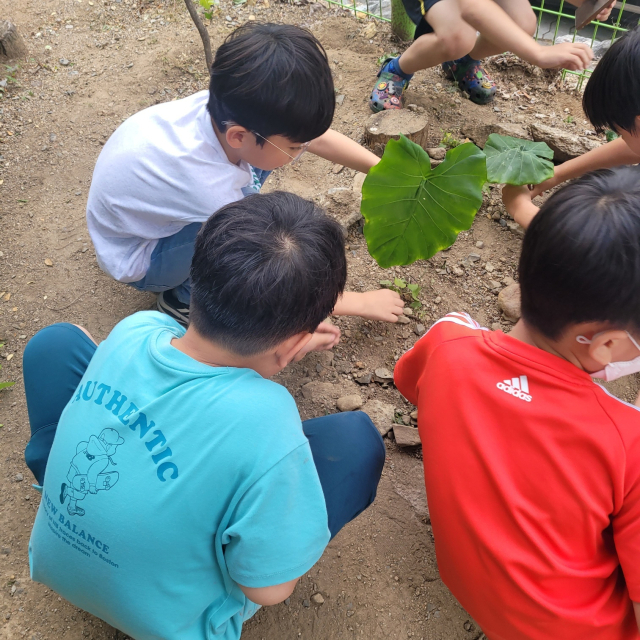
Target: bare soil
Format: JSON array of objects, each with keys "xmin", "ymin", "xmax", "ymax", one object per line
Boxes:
[{"xmin": 0, "ymin": 1, "xmax": 637, "ymax": 639}]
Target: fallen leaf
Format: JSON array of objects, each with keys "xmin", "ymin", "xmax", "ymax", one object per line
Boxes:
[{"xmin": 44, "ymin": 258, "xmax": 53, "ymax": 266}]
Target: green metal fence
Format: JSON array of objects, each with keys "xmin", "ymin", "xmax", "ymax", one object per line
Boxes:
[{"xmin": 321, "ymin": 0, "xmax": 640, "ymax": 89}]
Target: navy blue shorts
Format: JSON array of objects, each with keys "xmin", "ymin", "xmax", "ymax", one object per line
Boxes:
[{"xmin": 401, "ymin": 0, "xmax": 442, "ymax": 36}]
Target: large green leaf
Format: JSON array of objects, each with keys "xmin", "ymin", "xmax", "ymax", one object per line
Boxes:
[
  {"xmin": 484, "ymin": 134, "xmax": 554, "ymax": 186},
  {"xmin": 361, "ymin": 136, "xmax": 486, "ymax": 268}
]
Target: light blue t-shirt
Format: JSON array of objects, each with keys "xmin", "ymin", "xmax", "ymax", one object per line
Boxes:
[{"xmin": 29, "ymin": 312, "xmax": 330, "ymax": 640}]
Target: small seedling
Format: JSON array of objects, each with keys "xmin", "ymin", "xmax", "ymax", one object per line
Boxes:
[
  {"xmin": 0, "ymin": 344, "xmax": 14, "ymax": 391},
  {"xmin": 606, "ymin": 129, "xmax": 619, "ymax": 143},
  {"xmin": 379, "ymin": 278, "xmax": 422, "ymax": 310},
  {"xmin": 376, "ymin": 52, "xmax": 399, "ymax": 66},
  {"xmin": 439, "ymin": 131, "xmax": 461, "ymax": 149},
  {"xmin": 199, "ymin": 0, "xmax": 217, "ymax": 20},
  {"xmin": 563, "ymin": 115, "xmax": 575, "ymax": 124}
]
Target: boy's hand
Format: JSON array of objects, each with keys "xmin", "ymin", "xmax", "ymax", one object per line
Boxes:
[
  {"xmin": 596, "ymin": 0, "xmax": 615, "ymax": 21},
  {"xmin": 502, "ymin": 184, "xmax": 540, "ymax": 230},
  {"xmin": 293, "ymin": 322, "xmax": 341, "ymax": 362},
  {"xmin": 358, "ymin": 289, "xmax": 405, "ymax": 323},
  {"xmin": 534, "ymin": 42, "xmax": 593, "ymax": 71},
  {"xmin": 528, "ymin": 176, "xmax": 560, "ymax": 199}
]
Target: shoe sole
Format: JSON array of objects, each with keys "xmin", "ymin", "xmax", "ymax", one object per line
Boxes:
[{"xmin": 156, "ymin": 293, "xmax": 189, "ymax": 327}]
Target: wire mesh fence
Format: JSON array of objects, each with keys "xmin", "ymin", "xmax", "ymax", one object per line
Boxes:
[{"xmin": 320, "ymin": 0, "xmax": 640, "ymax": 89}]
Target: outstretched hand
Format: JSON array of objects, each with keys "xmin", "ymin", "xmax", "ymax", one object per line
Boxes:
[
  {"xmin": 293, "ymin": 322, "xmax": 341, "ymax": 362},
  {"xmin": 535, "ymin": 42, "xmax": 593, "ymax": 71},
  {"xmin": 357, "ymin": 289, "xmax": 405, "ymax": 323}
]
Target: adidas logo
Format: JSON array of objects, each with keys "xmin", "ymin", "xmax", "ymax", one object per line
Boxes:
[{"xmin": 497, "ymin": 375, "xmax": 532, "ymax": 402}]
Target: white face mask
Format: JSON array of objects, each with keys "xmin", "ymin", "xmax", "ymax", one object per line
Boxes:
[{"xmin": 576, "ymin": 332, "xmax": 640, "ymax": 381}]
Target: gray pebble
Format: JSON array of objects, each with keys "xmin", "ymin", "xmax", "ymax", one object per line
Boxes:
[
  {"xmin": 415, "ymin": 324, "xmax": 426, "ymax": 336},
  {"xmin": 59, "ymin": 58, "xmax": 70, "ymax": 66},
  {"xmin": 15, "ymin": 473, "xmax": 23, "ymax": 482}
]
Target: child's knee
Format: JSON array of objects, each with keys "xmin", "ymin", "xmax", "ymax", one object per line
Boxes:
[
  {"xmin": 350, "ymin": 412, "xmax": 386, "ymax": 477},
  {"xmin": 519, "ymin": 9, "xmax": 538, "ymax": 37},
  {"xmin": 437, "ymin": 29, "xmax": 476, "ymax": 61}
]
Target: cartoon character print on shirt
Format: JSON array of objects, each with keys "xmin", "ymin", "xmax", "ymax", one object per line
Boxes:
[{"xmin": 59, "ymin": 428, "xmax": 124, "ymax": 517}]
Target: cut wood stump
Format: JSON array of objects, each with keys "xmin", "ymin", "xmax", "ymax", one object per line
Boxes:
[
  {"xmin": 0, "ymin": 21, "xmax": 27, "ymax": 61},
  {"xmin": 364, "ymin": 110, "xmax": 429, "ymax": 157}
]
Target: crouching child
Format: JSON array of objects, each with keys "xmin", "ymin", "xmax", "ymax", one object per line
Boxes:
[{"xmin": 23, "ymin": 192, "xmax": 385, "ymax": 640}]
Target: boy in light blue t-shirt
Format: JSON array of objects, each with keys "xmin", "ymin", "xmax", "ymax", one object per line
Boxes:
[{"xmin": 23, "ymin": 192, "xmax": 385, "ymax": 640}]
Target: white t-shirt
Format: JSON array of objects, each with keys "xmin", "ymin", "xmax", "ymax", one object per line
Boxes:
[{"xmin": 86, "ymin": 91, "xmax": 255, "ymax": 282}]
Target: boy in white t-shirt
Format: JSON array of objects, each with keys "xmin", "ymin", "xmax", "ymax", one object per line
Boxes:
[{"xmin": 87, "ymin": 22, "xmax": 403, "ymax": 326}]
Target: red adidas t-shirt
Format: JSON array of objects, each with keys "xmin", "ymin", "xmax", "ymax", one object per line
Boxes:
[{"xmin": 394, "ymin": 313, "xmax": 640, "ymax": 640}]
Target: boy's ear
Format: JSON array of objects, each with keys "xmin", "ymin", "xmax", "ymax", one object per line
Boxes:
[
  {"xmin": 588, "ymin": 330, "xmax": 629, "ymax": 367},
  {"xmin": 274, "ymin": 332, "xmax": 313, "ymax": 369},
  {"xmin": 225, "ymin": 125, "xmax": 251, "ymax": 150}
]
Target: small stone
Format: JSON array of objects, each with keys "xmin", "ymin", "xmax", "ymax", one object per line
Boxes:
[
  {"xmin": 485, "ymin": 262, "xmax": 495, "ymax": 273},
  {"xmin": 427, "ymin": 603, "xmax": 436, "ymax": 612},
  {"xmin": 311, "ymin": 593, "xmax": 325, "ymax": 605},
  {"xmin": 452, "ymin": 266, "xmax": 464, "ymax": 277},
  {"xmin": 361, "ymin": 22, "xmax": 377, "ymax": 39},
  {"xmin": 401, "ymin": 414, "xmax": 411, "ymax": 425},
  {"xmin": 492, "ymin": 211, "xmax": 501, "ymax": 221},
  {"xmin": 374, "ymin": 367, "xmax": 393, "ymax": 380},
  {"xmin": 507, "ymin": 221, "xmax": 525, "ymax": 237},
  {"xmin": 15, "ymin": 473, "xmax": 23, "ymax": 482},
  {"xmin": 435, "ymin": 82, "xmax": 442, "ymax": 89},
  {"xmin": 426, "ymin": 147, "xmax": 446, "ymax": 161},
  {"xmin": 337, "ymin": 395, "xmax": 363, "ymax": 412},
  {"xmin": 499, "ymin": 218, "xmax": 507, "ymax": 227},
  {"xmin": 491, "ymin": 322, "xmax": 502, "ymax": 331},
  {"xmin": 498, "ymin": 283, "xmax": 521, "ymax": 322},
  {"xmin": 407, "ymin": 103, "xmax": 418, "ymax": 112},
  {"xmin": 488, "ymin": 280, "xmax": 501, "ymax": 290},
  {"xmin": 248, "ymin": 14, "xmax": 256, "ymax": 20},
  {"xmin": 410, "ymin": 409, "xmax": 418, "ymax": 420},
  {"xmin": 75, "ymin": 191, "xmax": 81, "ymax": 196},
  {"xmin": 355, "ymin": 372, "xmax": 373, "ymax": 385},
  {"xmin": 302, "ymin": 599, "xmax": 310, "ymax": 608},
  {"xmin": 403, "ymin": 307, "xmax": 413, "ymax": 316},
  {"xmin": 44, "ymin": 258, "xmax": 53, "ymax": 266},
  {"xmin": 434, "ymin": 296, "xmax": 441, "ymax": 304},
  {"xmin": 393, "ymin": 424, "xmax": 421, "ymax": 447},
  {"xmin": 503, "ymin": 276, "xmax": 515, "ymax": 286},
  {"xmin": 59, "ymin": 58, "xmax": 70, "ymax": 66},
  {"xmin": 284, "ymin": 597, "xmax": 290, "ymax": 605},
  {"xmin": 476, "ymin": 241, "xmax": 484, "ymax": 249},
  {"xmin": 468, "ymin": 253, "xmax": 481, "ymax": 262},
  {"xmin": 396, "ymin": 315, "xmax": 410, "ymax": 324},
  {"xmin": 361, "ymin": 399, "xmax": 395, "ymax": 436},
  {"xmin": 415, "ymin": 324, "xmax": 426, "ymax": 336},
  {"xmin": 49, "ymin": 133, "xmax": 57, "ymax": 142},
  {"xmin": 332, "ymin": 164, "xmax": 344, "ymax": 174},
  {"xmin": 336, "ymin": 94, "xmax": 345, "ymax": 106}
]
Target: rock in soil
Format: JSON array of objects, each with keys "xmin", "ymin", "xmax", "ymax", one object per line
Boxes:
[
  {"xmin": 337, "ymin": 394, "xmax": 363, "ymax": 412},
  {"xmin": 311, "ymin": 593, "xmax": 325, "ymax": 605},
  {"xmin": 374, "ymin": 367, "xmax": 394, "ymax": 381},
  {"xmin": 361, "ymin": 399, "xmax": 395, "ymax": 436},
  {"xmin": 325, "ymin": 188, "xmax": 363, "ymax": 235},
  {"xmin": 426, "ymin": 147, "xmax": 446, "ymax": 161},
  {"xmin": 355, "ymin": 372, "xmax": 373, "ymax": 385},
  {"xmin": 0, "ymin": 21, "xmax": 28, "ymax": 60},
  {"xmin": 498, "ymin": 283, "xmax": 521, "ymax": 322},
  {"xmin": 393, "ymin": 424, "xmax": 421, "ymax": 447},
  {"xmin": 462, "ymin": 123, "xmax": 531, "ymax": 148},
  {"xmin": 301, "ymin": 381, "xmax": 339, "ymax": 402},
  {"xmin": 364, "ymin": 110, "xmax": 429, "ymax": 157},
  {"xmin": 529, "ymin": 123, "xmax": 602, "ymax": 162}
]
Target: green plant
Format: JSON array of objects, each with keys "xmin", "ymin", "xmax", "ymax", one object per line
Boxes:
[
  {"xmin": 439, "ymin": 131, "xmax": 461, "ymax": 149},
  {"xmin": 376, "ymin": 52, "xmax": 399, "ymax": 66},
  {"xmin": 379, "ymin": 278, "xmax": 422, "ymax": 309},
  {"xmin": 198, "ymin": 0, "xmax": 217, "ymax": 19},
  {"xmin": 606, "ymin": 129, "xmax": 619, "ymax": 143},
  {"xmin": 362, "ymin": 136, "xmax": 486, "ymax": 268},
  {"xmin": 484, "ymin": 134, "xmax": 554, "ymax": 186},
  {"xmin": 0, "ymin": 345, "xmax": 14, "ymax": 391},
  {"xmin": 563, "ymin": 115, "xmax": 575, "ymax": 124}
]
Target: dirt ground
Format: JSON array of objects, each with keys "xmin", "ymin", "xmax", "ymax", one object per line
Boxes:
[{"xmin": 1, "ymin": 1, "xmax": 638, "ymax": 639}]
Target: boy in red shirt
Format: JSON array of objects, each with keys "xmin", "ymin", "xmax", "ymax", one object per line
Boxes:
[{"xmin": 395, "ymin": 166, "xmax": 640, "ymax": 639}]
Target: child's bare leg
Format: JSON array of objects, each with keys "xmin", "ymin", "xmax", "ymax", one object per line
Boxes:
[
  {"xmin": 399, "ymin": 0, "xmax": 476, "ymax": 74},
  {"xmin": 469, "ymin": 0, "xmax": 537, "ymax": 60}
]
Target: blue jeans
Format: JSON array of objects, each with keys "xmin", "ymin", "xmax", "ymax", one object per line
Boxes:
[
  {"xmin": 23, "ymin": 323, "xmax": 385, "ymax": 539},
  {"xmin": 129, "ymin": 168, "xmax": 273, "ymax": 305}
]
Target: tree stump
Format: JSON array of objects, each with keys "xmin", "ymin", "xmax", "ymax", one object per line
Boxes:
[
  {"xmin": 0, "ymin": 21, "xmax": 27, "ymax": 61},
  {"xmin": 364, "ymin": 110, "xmax": 429, "ymax": 157}
]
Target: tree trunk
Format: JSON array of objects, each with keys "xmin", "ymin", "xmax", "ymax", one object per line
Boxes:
[
  {"xmin": 364, "ymin": 110, "xmax": 429, "ymax": 156},
  {"xmin": 182, "ymin": 0, "xmax": 213, "ymax": 72},
  {"xmin": 0, "ymin": 21, "xmax": 27, "ymax": 61}
]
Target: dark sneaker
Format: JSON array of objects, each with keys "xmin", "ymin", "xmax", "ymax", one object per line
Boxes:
[
  {"xmin": 442, "ymin": 55, "xmax": 497, "ymax": 105},
  {"xmin": 369, "ymin": 58, "xmax": 410, "ymax": 113},
  {"xmin": 156, "ymin": 290, "xmax": 189, "ymax": 327},
  {"xmin": 67, "ymin": 503, "xmax": 85, "ymax": 517}
]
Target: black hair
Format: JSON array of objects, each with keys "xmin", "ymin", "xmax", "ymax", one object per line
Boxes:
[
  {"xmin": 583, "ymin": 26, "xmax": 640, "ymax": 134},
  {"xmin": 519, "ymin": 166, "xmax": 640, "ymax": 339},
  {"xmin": 208, "ymin": 22, "xmax": 335, "ymax": 144},
  {"xmin": 190, "ymin": 191, "xmax": 347, "ymax": 356}
]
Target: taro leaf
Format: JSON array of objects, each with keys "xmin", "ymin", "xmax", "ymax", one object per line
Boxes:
[
  {"xmin": 361, "ymin": 135, "xmax": 486, "ymax": 268},
  {"xmin": 484, "ymin": 134, "xmax": 554, "ymax": 186}
]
